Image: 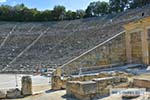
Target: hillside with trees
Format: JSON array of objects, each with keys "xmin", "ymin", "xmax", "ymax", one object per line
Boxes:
[{"xmin": 0, "ymin": 0, "xmax": 150, "ymax": 22}]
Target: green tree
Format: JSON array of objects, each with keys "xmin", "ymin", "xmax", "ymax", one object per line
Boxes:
[
  {"xmin": 130, "ymin": 0, "xmax": 150, "ymax": 9},
  {"xmin": 41, "ymin": 10, "xmax": 53, "ymax": 21},
  {"xmin": 85, "ymin": 1, "xmax": 109, "ymax": 17},
  {"xmin": 0, "ymin": 5, "xmax": 12, "ymax": 21},
  {"xmin": 71, "ymin": 11, "xmax": 77, "ymax": 20},
  {"xmin": 109, "ymin": 0, "xmax": 129, "ymax": 13},
  {"xmin": 85, "ymin": 2, "xmax": 96, "ymax": 17},
  {"xmin": 66, "ymin": 10, "xmax": 73, "ymax": 20},
  {"xmin": 95, "ymin": 1, "xmax": 109, "ymax": 16},
  {"xmin": 52, "ymin": 5, "xmax": 66, "ymax": 21},
  {"xmin": 76, "ymin": 10, "xmax": 85, "ymax": 18}
]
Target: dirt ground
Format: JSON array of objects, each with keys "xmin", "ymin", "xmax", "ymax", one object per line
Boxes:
[
  {"xmin": 9, "ymin": 90, "xmax": 76, "ymax": 100},
  {"xmin": 8, "ymin": 90, "xmax": 150, "ymax": 100}
]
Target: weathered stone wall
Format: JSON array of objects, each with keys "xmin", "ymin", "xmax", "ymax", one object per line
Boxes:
[
  {"xmin": 130, "ymin": 31, "xmax": 142, "ymax": 63},
  {"xmin": 59, "ymin": 17, "xmax": 150, "ymax": 76},
  {"xmin": 66, "ymin": 76, "xmax": 128, "ymax": 100},
  {"xmin": 124, "ymin": 17, "xmax": 150, "ymax": 64},
  {"xmin": 62, "ymin": 32, "xmax": 126, "ymax": 75}
]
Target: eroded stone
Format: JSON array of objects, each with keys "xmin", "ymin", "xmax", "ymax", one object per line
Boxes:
[
  {"xmin": 6, "ymin": 88, "xmax": 22, "ymax": 99},
  {"xmin": 21, "ymin": 76, "xmax": 32, "ymax": 96}
]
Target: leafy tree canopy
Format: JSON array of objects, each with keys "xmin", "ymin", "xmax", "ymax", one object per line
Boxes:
[{"xmin": 0, "ymin": 0, "xmax": 150, "ymax": 22}]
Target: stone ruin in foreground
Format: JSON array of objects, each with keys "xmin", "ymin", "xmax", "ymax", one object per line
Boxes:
[
  {"xmin": 0, "ymin": 76, "xmax": 32, "ymax": 99},
  {"xmin": 51, "ymin": 17, "xmax": 150, "ymax": 100}
]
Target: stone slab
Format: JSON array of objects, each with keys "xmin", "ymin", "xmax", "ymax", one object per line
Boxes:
[{"xmin": 133, "ymin": 78, "xmax": 150, "ymax": 88}]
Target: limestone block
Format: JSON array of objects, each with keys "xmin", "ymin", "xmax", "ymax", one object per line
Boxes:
[
  {"xmin": 93, "ymin": 77, "xmax": 119, "ymax": 96},
  {"xmin": 133, "ymin": 78, "xmax": 150, "ymax": 88},
  {"xmin": 97, "ymin": 72, "xmax": 111, "ymax": 78},
  {"xmin": 51, "ymin": 76, "xmax": 62, "ymax": 90},
  {"xmin": 99, "ymin": 88, "xmax": 110, "ymax": 96},
  {"xmin": 79, "ymin": 81, "xmax": 96, "ymax": 95},
  {"xmin": 68, "ymin": 72, "xmax": 111, "ymax": 82},
  {"xmin": 93, "ymin": 77, "xmax": 114, "ymax": 86},
  {"xmin": 112, "ymin": 71, "xmax": 132, "ymax": 77},
  {"xmin": 21, "ymin": 76, "xmax": 32, "ymax": 96},
  {"xmin": 66, "ymin": 81, "xmax": 80, "ymax": 96},
  {"xmin": 6, "ymin": 88, "xmax": 22, "ymax": 99},
  {"xmin": 120, "ymin": 77, "xmax": 128, "ymax": 82},
  {"xmin": 0, "ymin": 90, "xmax": 6, "ymax": 99},
  {"xmin": 113, "ymin": 76, "xmax": 128, "ymax": 83},
  {"xmin": 67, "ymin": 81, "xmax": 97, "ymax": 95},
  {"xmin": 114, "ymin": 82, "xmax": 129, "ymax": 88},
  {"xmin": 66, "ymin": 81, "xmax": 96, "ymax": 100},
  {"xmin": 61, "ymin": 79, "xmax": 67, "ymax": 89},
  {"xmin": 53, "ymin": 68, "xmax": 62, "ymax": 76},
  {"xmin": 113, "ymin": 77, "xmax": 121, "ymax": 83}
]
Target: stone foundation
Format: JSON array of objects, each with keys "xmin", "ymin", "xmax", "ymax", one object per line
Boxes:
[
  {"xmin": 66, "ymin": 76, "xmax": 128, "ymax": 100},
  {"xmin": 67, "ymin": 81, "xmax": 97, "ymax": 100},
  {"xmin": 133, "ymin": 78, "xmax": 150, "ymax": 89},
  {"xmin": 51, "ymin": 71, "xmax": 130, "ymax": 90}
]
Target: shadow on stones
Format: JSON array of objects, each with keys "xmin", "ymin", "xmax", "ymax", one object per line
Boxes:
[
  {"xmin": 45, "ymin": 89, "xmax": 57, "ymax": 93},
  {"xmin": 61, "ymin": 94, "xmax": 110, "ymax": 100},
  {"xmin": 61, "ymin": 94, "xmax": 77, "ymax": 100}
]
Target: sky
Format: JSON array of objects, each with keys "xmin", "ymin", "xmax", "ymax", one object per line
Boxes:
[{"xmin": 0, "ymin": 0, "xmax": 109, "ymax": 11}]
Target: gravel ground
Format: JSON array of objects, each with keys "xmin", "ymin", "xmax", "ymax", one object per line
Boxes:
[{"xmin": 10, "ymin": 90, "xmax": 77, "ymax": 100}]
